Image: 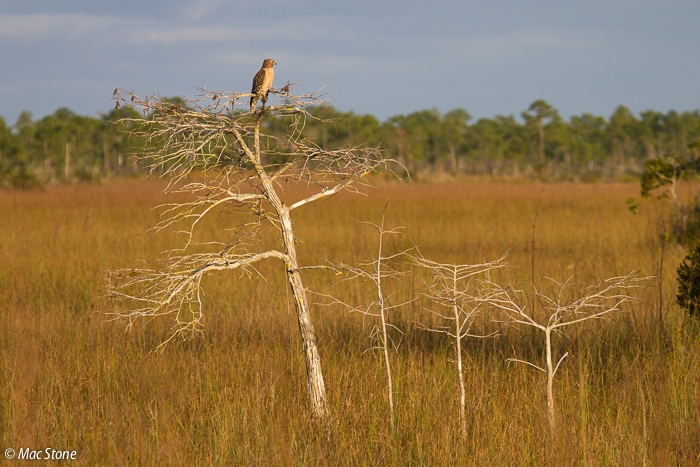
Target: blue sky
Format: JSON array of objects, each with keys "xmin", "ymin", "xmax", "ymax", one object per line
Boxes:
[{"xmin": 1, "ymin": 0, "xmax": 699, "ymax": 126}]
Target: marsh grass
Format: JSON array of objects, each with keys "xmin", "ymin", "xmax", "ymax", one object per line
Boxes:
[{"xmin": 1, "ymin": 179, "xmax": 699, "ymax": 465}]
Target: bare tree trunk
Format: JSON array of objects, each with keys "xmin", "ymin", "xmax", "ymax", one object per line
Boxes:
[
  {"xmin": 413, "ymin": 256, "xmax": 507, "ymax": 442},
  {"xmin": 376, "ymin": 231, "xmax": 395, "ymax": 431},
  {"xmin": 65, "ymin": 141, "xmax": 71, "ymax": 179},
  {"xmin": 278, "ymin": 204, "xmax": 330, "ymax": 419},
  {"xmin": 252, "ymin": 121, "xmax": 330, "ymax": 420},
  {"xmin": 545, "ymin": 328, "xmax": 556, "ymax": 433},
  {"xmin": 378, "ymin": 296, "xmax": 395, "ymax": 431},
  {"xmin": 453, "ymin": 298, "xmax": 467, "ymax": 440},
  {"xmin": 324, "ymin": 216, "xmax": 404, "ymax": 431}
]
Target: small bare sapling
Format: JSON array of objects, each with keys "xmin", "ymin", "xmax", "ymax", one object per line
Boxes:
[
  {"xmin": 487, "ymin": 271, "xmax": 649, "ymax": 433},
  {"xmin": 412, "ymin": 253, "xmax": 507, "ymax": 441},
  {"xmin": 316, "ymin": 213, "xmax": 411, "ymax": 431}
]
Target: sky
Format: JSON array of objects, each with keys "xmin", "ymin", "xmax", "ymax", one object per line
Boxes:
[{"xmin": 1, "ymin": 0, "xmax": 699, "ymax": 127}]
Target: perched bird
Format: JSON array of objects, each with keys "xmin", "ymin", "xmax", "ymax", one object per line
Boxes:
[{"xmin": 249, "ymin": 59, "xmax": 276, "ymax": 111}]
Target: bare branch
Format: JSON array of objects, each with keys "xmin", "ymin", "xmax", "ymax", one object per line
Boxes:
[
  {"xmin": 106, "ymin": 249, "xmax": 289, "ymax": 345},
  {"xmin": 107, "ymin": 81, "xmax": 395, "ymax": 420},
  {"xmin": 552, "ymin": 352, "xmax": 569, "ymax": 377},
  {"xmin": 507, "ymin": 358, "xmax": 547, "ymax": 374},
  {"xmin": 412, "ymin": 251, "xmax": 508, "ymax": 441},
  {"xmin": 490, "ymin": 269, "xmax": 652, "ymax": 434}
]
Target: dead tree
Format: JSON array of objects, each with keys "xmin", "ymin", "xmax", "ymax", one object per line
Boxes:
[
  {"xmin": 487, "ymin": 271, "xmax": 648, "ymax": 434},
  {"xmin": 314, "ymin": 212, "xmax": 410, "ymax": 431},
  {"xmin": 412, "ymin": 253, "xmax": 507, "ymax": 441},
  {"xmin": 106, "ymin": 83, "xmax": 389, "ymax": 421}
]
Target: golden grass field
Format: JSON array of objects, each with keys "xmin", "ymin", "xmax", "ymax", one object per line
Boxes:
[{"xmin": 1, "ymin": 178, "xmax": 699, "ymax": 465}]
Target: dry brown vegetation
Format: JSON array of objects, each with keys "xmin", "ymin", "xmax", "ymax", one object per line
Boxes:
[{"xmin": 1, "ymin": 178, "xmax": 699, "ymax": 465}]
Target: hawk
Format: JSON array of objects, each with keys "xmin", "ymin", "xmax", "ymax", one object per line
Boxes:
[{"xmin": 249, "ymin": 59, "xmax": 276, "ymax": 111}]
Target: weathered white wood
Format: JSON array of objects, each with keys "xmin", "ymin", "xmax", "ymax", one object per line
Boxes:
[
  {"xmin": 107, "ymin": 84, "xmax": 391, "ymax": 423},
  {"xmin": 491, "ymin": 271, "xmax": 648, "ymax": 434},
  {"xmin": 412, "ymin": 254, "xmax": 507, "ymax": 441}
]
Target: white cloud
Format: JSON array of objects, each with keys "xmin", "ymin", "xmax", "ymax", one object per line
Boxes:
[
  {"xmin": 311, "ymin": 55, "xmax": 371, "ymax": 70},
  {"xmin": 128, "ymin": 26, "xmax": 244, "ymax": 45},
  {"xmin": 0, "ymin": 12, "xmax": 340, "ymax": 46},
  {"xmin": 465, "ymin": 28, "xmax": 612, "ymax": 58},
  {"xmin": 0, "ymin": 13, "xmax": 128, "ymax": 40},
  {"xmin": 187, "ymin": 0, "xmax": 227, "ymax": 21}
]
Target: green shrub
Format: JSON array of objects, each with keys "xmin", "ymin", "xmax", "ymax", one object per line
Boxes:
[
  {"xmin": 73, "ymin": 166, "xmax": 101, "ymax": 184},
  {"xmin": 676, "ymin": 244, "xmax": 700, "ymax": 319},
  {"xmin": 0, "ymin": 160, "xmax": 42, "ymax": 189}
]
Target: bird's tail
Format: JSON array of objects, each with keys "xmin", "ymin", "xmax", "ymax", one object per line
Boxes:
[{"xmin": 249, "ymin": 96, "xmax": 257, "ymax": 111}]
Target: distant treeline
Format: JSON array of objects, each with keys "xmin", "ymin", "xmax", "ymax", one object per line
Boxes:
[
  {"xmin": 2, "ymin": 99, "xmax": 700, "ymax": 187},
  {"xmin": 281, "ymin": 100, "xmax": 700, "ymax": 179},
  {"xmin": 0, "ymin": 107, "xmax": 142, "ymax": 188}
]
